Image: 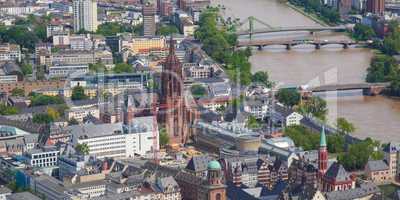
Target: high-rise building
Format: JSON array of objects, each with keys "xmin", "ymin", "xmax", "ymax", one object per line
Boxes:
[
  {"xmin": 366, "ymin": 0, "xmax": 385, "ymax": 15},
  {"xmin": 160, "ymin": 0, "xmax": 173, "ymax": 17},
  {"xmin": 337, "ymin": 0, "xmax": 352, "ymax": 16},
  {"xmin": 142, "ymin": 2, "xmax": 156, "ymax": 37},
  {"xmin": 73, "ymin": 0, "xmax": 98, "ymax": 32}
]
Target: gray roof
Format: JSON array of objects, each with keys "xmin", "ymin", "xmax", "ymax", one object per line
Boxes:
[
  {"xmin": 123, "ymin": 116, "xmax": 154, "ymax": 134},
  {"xmin": 7, "ymin": 192, "xmax": 41, "ymax": 200},
  {"xmin": 324, "ymin": 162, "xmax": 352, "ymax": 182},
  {"xmin": 209, "ymin": 82, "xmax": 231, "ymax": 97},
  {"xmin": 366, "ymin": 160, "xmax": 389, "ymax": 171},
  {"xmin": 383, "ymin": 142, "xmax": 400, "ymax": 153},
  {"xmin": 186, "ymin": 155, "xmax": 210, "ymax": 172},
  {"xmin": 2, "ymin": 61, "xmax": 21, "ymax": 75},
  {"xmin": 155, "ymin": 176, "xmax": 180, "ymax": 193},
  {"xmin": 0, "ymin": 186, "xmax": 11, "ymax": 194},
  {"xmin": 396, "ymin": 189, "xmax": 400, "ymax": 200},
  {"xmin": 325, "ymin": 182, "xmax": 380, "ymax": 200},
  {"xmin": 68, "ymin": 123, "xmax": 123, "ymax": 139},
  {"xmin": 273, "ymin": 103, "xmax": 295, "ymax": 118}
]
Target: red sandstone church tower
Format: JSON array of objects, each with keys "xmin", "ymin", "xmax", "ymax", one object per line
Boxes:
[
  {"xmin": 160, "ymin": 38, "xmax": 187, "ymax": 146},
  {"xmin": 318, "ymin": 126, "xmax": 328, "ymax": 178}
]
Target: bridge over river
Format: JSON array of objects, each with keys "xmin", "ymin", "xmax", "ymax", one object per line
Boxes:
[
  {"xmin": 236, "ymin": 39, "xmax": 371, "ymax": 50},
  {"xmin": 309, "ymin": 82, "xmax": 390, "ymax": 95},
  {"xmin": 235, "ymin": 16, "xmax": 348, "ymax": 39}
]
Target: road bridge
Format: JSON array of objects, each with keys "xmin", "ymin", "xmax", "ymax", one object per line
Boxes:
[
  {"xmin": 309, "ymin": 82, "xmax": 390, "ymax": 95},
  {"xmin": 236, "ymin": 39, "xmax": 370, "ymax": 50}
]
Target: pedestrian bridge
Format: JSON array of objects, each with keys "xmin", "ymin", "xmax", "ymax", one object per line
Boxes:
[{"xmin": 236, "ymin": 26, "xmax": 347, "ymax": 36}]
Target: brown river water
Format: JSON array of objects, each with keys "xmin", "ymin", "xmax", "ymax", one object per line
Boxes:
[{"xmin": 212, "ymin": 0, "xmax": 400, "ymax": 142}]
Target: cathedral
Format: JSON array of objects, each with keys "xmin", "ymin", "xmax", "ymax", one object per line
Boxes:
[{"xmin": 159, "ymin": 38, "xmax": 198, "ymax": 147}]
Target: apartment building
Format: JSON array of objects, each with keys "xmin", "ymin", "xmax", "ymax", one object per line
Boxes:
[
  {"xmin": 73, "ymin": 0, "xmax": 98, "ymax": 32},
  {"xmin": 0, "ymin": 44, "xmax": 21, "ymax": 62}
]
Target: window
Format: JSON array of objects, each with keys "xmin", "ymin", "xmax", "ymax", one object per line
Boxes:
[{"xmin": 216, "ymin": 193, "xmax": 221, "ymax": 200}]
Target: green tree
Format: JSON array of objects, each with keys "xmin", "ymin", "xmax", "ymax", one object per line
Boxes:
[
  {"xmin": 297, "ymin": 96, "xmax": 328, "ymax": 121},
  {"xmin": 389, "ymin": 69, "xmax": 400, "ymax": 96},
  {"xmin": 352, "ymin": 23, "xmax": 376, "ymax": 41},
  {"xmin": 246, "ymin": 116, "xmax": 261, "ymax": 129},
  {"xmin": 284, "ymin": 125, "xmax": 320, "ymax": 151},
  {"xmin": 75, "ymin": 143, "xmax": 90, "ymax": 155},
  {"xmin": 195, "ymin": 8, "xmax": 251, "ymax": 86},
  {"xmin": 276, "ymin": 88, "xmax": 301, "ymax": 107},
  {"xmin": 338, "ymin": 138, "xmax": 383, "ymax": 170},
  {"xmin": 71, "ymin": 86, "xmax": 88, "ymax": 101},
  {"xmin": 159, "ymin": 128, "xmax": 169, "ymax": 148},
  {"xmin": 47, "ymin": 107, "xmax": 60, "ymax": 121},
  {"xmin": 252, "ymin": 71, "xmax": 272, "ymax": 87},
  {"xmin": 68, "ymin": 117, "xmax": 79, "ymax": 125},
  {"xmin": 97, "ymin": 22, "xmax": 140, "ymax": 36},
  {"xmin": 191, "ymin": 84, "xmax": 207, "ymax": 98},
  {"xmin": 32, "ymin": 113, "xmax": 54, "ymax": 124},
  {"xmin": 2, "ymin": 26, "xmax": 39, "ymax": 50},
  {"xmin": 10, "ymin": 88, "xmax": 25, "ymax": 97},
  {"xmin": 89, "ymin": 63, "xmax": 106, "ymax": 73},
  {"xmin": 30, "ymin": 94, "xmax": 64, "ymax": 106},
  {"xmin": 285, "ymin": 125, "xmax": 345, "ymax": 153},
  {"xmin": 19, "ymin": 61, "xmax": 32, "ymax": 75},
  {"xmin": 113, "ymin": 63, "xmax": 133, "ymax": 73},
  {"xmin": 336, "ymin": 117, "xmax": 356, "ymax": 135},
  {"xmin": 366, "ymin": 55, "xmax": 397, "ymax": 83},
  {"xmin": 0, "ymin": 104, "xmax": 19, "ymax": 115},
  {"xmin": 327, "ymin": 134, "xmax": 345, "ymax": 153},
  {"xmin": 157, "ymin": 25, "xmax": 179, "ymax": 36}
]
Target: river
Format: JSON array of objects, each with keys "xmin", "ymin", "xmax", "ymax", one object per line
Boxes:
[{"xmin": 212, "ymin": 0, "xmax": 400, "ymax": 142}]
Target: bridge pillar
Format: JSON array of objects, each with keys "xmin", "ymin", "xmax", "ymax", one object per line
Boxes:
[
  {"xmin": 286, "ymin": 44, "xmax": 291, "ymax": 50},
  {"xmin": 343, "ymin": 43, "xmax": 349, "ymax": 49},
  {"xmin": 315, "ymin": 43, "xmax": 321, "ymax": 50},
  {"xmin": 258, "ymin": 45, "xmax": 263, "ymax": 50},
  {"xmin": 363, "ymin": 86, "xmax": 385, "ymax": 96}
]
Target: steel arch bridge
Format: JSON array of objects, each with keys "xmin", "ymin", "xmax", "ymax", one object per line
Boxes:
[{"xmin": 236, "ymin": 16, "xmax": 347, "ymax": 39}]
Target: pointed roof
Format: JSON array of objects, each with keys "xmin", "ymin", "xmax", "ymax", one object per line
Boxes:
[
  {"xmin": 320, "ymin": 126, "xmax": 327, "ymax": 147},
  {"xmin": 185, "ymin": 155, "xmax": 210, "ymax": 172},
  {"xmin": 324, "ymin": 162, "xmax": 352, "ymax": 182}
]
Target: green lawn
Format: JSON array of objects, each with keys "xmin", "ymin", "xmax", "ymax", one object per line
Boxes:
[{"xmin": 379, "ymin": 184, "xmax": 400, "ymax": 199}]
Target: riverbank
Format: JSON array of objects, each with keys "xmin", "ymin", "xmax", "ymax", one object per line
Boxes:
[{"xmin": 285, "ymin": 2, "xmax": 329, "ymax": 27}]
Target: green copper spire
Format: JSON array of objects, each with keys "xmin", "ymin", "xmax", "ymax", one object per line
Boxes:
[{"xmin": 320, "ymin": 126, "xmax": 327, "ymax": 147}]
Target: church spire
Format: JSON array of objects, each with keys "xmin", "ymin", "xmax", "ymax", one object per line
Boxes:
[
  {"xmin": 169, "ymin": 35, "xmax": 175, "ymax": 55},
  {"xmin": 320, "ymin": 126, "xmax": 326, "ymax": 147},
  {"xmin": 318, "ymin": 125, "xmax": 328, "ymax": 179}
]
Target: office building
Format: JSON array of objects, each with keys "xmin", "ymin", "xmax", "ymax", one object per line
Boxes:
[
  {"xmin": 142, "ymin": 3, "xmax": 156, "ymax": 37},
  {"xmin": 124, "ymin": 36, "xmax": 167, "ymax": 54},
  {"xmin": 48, "ymin": 64, "xmax": 89, "ymax": 78},
  {"xmin": 69, "ymin": 117, "xmax": 158, "ymax": 159},
  {"xmin": 24, "ymin": 146, "xmax": 59, "ymax": 168},
  {"xmin": 73, "ymin": 0, "xmax": 98, "ymax": 32}
]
